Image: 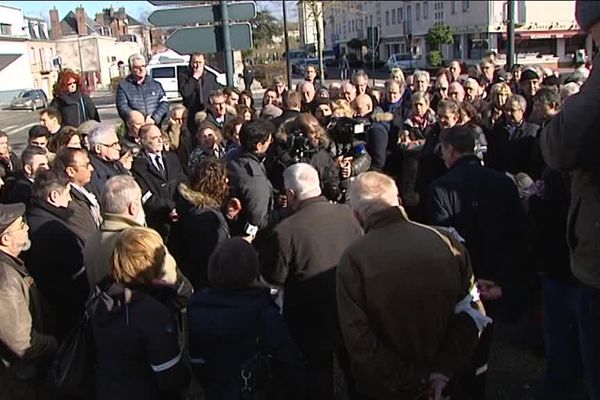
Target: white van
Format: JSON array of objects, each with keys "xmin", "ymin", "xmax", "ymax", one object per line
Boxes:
[{"xmin": 147, "ymin": 62, "xmax": 226, "ymax": 102}]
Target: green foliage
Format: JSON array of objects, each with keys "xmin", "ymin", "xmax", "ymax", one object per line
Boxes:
[
  {"xmin": 427, "ymin": 50, "xmax": 444, "ymax": 67},
  {"xmin": 252, "ymin": 10, "xmax": 283, "ymax": 46},
  {"xmin": 425, "ymin": 24, "xmax": 454, "ymax": 51}
]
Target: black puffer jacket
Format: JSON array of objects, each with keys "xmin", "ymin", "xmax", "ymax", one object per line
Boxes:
[
  {"xmin": 50, "ymin": 91, "xmax": 100, "ymax": 127},
  {"xmin": 89, "ymin": 279, "xmax": 190, "ymax": 400}
]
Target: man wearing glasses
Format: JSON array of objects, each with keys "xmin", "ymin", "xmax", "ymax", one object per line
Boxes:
[
  {"xmin": 86, "ymin": 124, "xmax": 127, "ymax": 199},
  {"xmin": 116, "ymin": 54, "xmax": 169, "ymax": 127},
  {"xmin": 0, "ymin": 203, "xmax": 58, "ymax": 397}
]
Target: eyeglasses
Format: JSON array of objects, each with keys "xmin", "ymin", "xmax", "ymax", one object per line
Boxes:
[
  {"xmin": 67, "ymin": 81, "xmax": 77, "ymax": 86},
  {"xmin": 4, "ymin": 219, "xmax": 27, "ymax": 234},
  {"xmin": 99, "ymin": 142, "xmax": 120, "ymax": 148},
  {"xmin": 437, "ymin": 87, "xmax": 449, "ymax": 91},
  {"xmin": 132, "ymin": 65, "xmax": 146, "ymax": 71},
  {"xmin": 31, "ymin": 140, "xmax": 47, "ymax": 147}
]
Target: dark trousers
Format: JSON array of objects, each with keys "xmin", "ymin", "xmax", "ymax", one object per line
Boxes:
[
  {"xmin": 541, "ymin": 276, "xmax": 600, "ymax": 400},
  {"xmin": 303, "ymin": 347, "xmax": 358, "ymax": 400}
]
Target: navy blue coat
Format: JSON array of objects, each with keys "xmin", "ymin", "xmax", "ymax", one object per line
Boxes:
[
  {"xmin": 428, "ymin": 155, "xmax": 526, "ymax": 287},
  {"xmin": 187, "ymin": 288, "xmax": 308, "ymax": 400},
  {"xmin": 116, "ymin": 75, "xmax": 169, "ymax": 124}
]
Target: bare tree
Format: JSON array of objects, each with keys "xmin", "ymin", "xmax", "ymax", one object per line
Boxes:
[{"xmin": 301, "ymin": 0, "xmax": 364, "ymax": 82}]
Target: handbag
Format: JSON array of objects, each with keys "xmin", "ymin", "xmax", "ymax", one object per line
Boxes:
[
  {"xmin": 51, "ymin": 290, "xmax": 100, "ymax": 397},
  {"xmin": 239, "ymin": 308, "xmax": 273, "ymax": 400}
]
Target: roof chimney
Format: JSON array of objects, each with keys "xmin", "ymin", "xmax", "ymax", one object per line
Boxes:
[
  {"xmin": 75, "ymin": 6, "xmax": 87, "ymax": 36},
  {"xmin": 95, "ymin": 12, "xmax": 104, "ymax": 26},
  {"xmin": 49, "ymin": 7, "xmax": 62, "ymax": 40}
]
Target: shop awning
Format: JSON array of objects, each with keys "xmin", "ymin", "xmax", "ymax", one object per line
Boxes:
[{"xmin": 502, "ymin": 30, "xmax": 584, "ymax": 40}]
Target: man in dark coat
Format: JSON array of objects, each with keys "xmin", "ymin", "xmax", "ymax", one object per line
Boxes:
[
  {"xmin": 22, "ymin": 169, "xmax": 89, "ymax": 342},
  {"xmin": 116, "ymin": 54, "xmax": 169, "ymax": 126},
  {"xmin": 353, "ymin": 94, "xmax": 393, "ymax": 172},
  {"xmin": 86, "ymin": 124, "xmax": 128, "ymax": 199},
  {"xmin": 132, "ymin": 124, "xmax": 186, "ymax": 239},
  {"xmin": 338, "ymin": 171, "xmax": 482, "ymax": 400},
  {"xmin": 178, "ymin": 52, "xmax": 218, "ymax": 135},
  {"xmin": 539, "ymin": 4, "xmax": 600, "ymax": 396},
  {"xmin": 260, "ymin": 163, "xmax": 362, "ymax": 399},
  {"xmin": 271, "ymin": 91, "xmax": 302, "ymax": 130},
  {"xmin": 225, "ymin": 119, "xmax": 278, "ymax": 237},
  {"xmin": 0, "ymin": 131, "xmax": 22, "ymax": 180},
  {"xmin": 0, "ymin": 203, "xmax": 58, "ymax": 398},
  {"xmin": 428, "ymin": 125, "xmax": 526, "ymax": 398},
  {"xmin": 486, "ymin": 94, "xmax": 539, "ymax": 176},
  {"xmin": 1, "ymin": 146, "xmax": 49, "ymax": 208},
  {"xmin": 56, "ymin": 148, "xmax": 101, "ymax": 242}
]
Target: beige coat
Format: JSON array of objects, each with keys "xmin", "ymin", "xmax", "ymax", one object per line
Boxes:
[{"xmin": 83, "ymin": 213, "xmax": 142, "ymax": 288}]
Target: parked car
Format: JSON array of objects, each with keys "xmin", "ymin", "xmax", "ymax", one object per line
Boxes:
[
  {"xmin": 322, "ymin": 49, "xmax": 336, "ymax": 66},
  {"xmin": 386, "ymin": 53, "xmax": 418, "ymax": 71},
  {"xmin": 10, "ymin": 89, "xmax": 48, "ymax": 111},
  {"xmin": 147, "ymin": 62, "xmax": 226, "ymax": 102}
]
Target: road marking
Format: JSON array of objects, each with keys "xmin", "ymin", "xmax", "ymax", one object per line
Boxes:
[
  {"xmin": 7, "ymin": 122, "xmax": 38, "ymax": 136},
  {"xmin": 3, "ymin": 125, "xmax": 17, "ymax": 130}
]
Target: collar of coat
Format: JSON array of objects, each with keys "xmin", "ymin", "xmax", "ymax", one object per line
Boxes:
[
  {"xmin": 293, "ymin": 195, "xmax": 328, "ymax": 213},
  {"xmin": 363, "ymin": 206, "xmax": 409, "ymax": 233},
  {"xmin": 0, "ymin": 250, "xmax": 28, "ymax": 278},
  {"xmin": 100, "ymin": 213, "xmax": 143, "ymax": 232},
  {"xmin": 29, "ymin": 198, "xmax": 74, "ymax": 222},
  {"xmin": 449, "ymin": 154, "xmax": 483, "ymax": 170}
]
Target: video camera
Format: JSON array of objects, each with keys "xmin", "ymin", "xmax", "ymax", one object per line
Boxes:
[
  {"xmin": 327, "ymin": 117, "xmax": 369, "ymax": 158},
  {"xmin": 287, "ymin": 130, "xmax": 316, "ymax": 163}
]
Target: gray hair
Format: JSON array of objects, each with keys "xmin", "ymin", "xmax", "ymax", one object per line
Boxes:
[
  {"xmin": 170, "ymin": 103, "xmax": 187, "ymax": 118},
  {"xmin": 101, "ymin": 175, "xmax": 142, "ymax": 214},
  {"xmin": 283, "ymin": 163, "xmax": 321, "ymax": 201},
  {"xmin": 87, "ymin": 124, "xmax": 117, "ymax": 153},
  {"xmin": 506, "ymin": 94, "xmax": 527, "ymax": 112},
  {"xmin": 413, "ymin": 70, "xmax": 430, "ymax": 82},
  {"xmin": 128, "ymin": 54, "xmax": 146, "ymax": 70},
  {"xmin": 560, "ymin": 82, "xmax": 580, "ymax": 101},
  {"xmin": 348, "ymin": 171, "xmax": 399, "ymax": 221}
]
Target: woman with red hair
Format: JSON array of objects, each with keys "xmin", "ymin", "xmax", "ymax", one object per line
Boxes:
[{"xmin": 50, "ymin": 69, "xmax": 100, "ymax": 128}]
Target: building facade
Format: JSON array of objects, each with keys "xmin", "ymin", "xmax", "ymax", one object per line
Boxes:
[
  {"xmin": 25, "ymin": 16, "xmax": 59, "ymax": 100},
  {"xmin": 297, "ymin": 1, "xmax": 325, "ymax": 50},
  {"xmin": 324, "ymin": 0, "xmax": 586, "ymax": 67},
  {"xmin": 0, "ymin": 5, "xmax": 35, "ymax": 103},
  {"xmin": 50, "ymin": 6, "xmax": 144, "ymax": 91}
]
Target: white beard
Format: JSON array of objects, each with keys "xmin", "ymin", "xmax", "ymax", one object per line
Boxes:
[{"xmin": 20, "ymin": 239, "xmax": 31, "ymax": 252}]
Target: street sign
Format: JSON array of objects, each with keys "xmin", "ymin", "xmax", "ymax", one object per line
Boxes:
[
  {"xmin": 165, "ymin": 22, "xmax": 253, "ymax": 54},
  {"xmin": 148, "ymin": 2, "xmax": 257, "ymax": 27},
  {"xmin": 367, "ymin": 26, "xmax": 380, "ymax": 48}
]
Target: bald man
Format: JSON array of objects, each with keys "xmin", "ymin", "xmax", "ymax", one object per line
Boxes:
[
  {"xmin": 125, "ymin": 110, "xmax": 145, "ymax": 144},
  {"xmin": 298, "ymin": 81, "xmax": 316, "ymax": 114},
  {"xmin": 341, "ymin": 82, "xmax": 357, "ymax": 103},
  {"xmin": 353, "ymin": 94, "xmax": 391, "ymax": 171},
  {"xmin": 352, "ymin": 94, "xmax": 373, "ymax": 118},
  {"xmin": 448, "ymin": 82, "xmax": 466, "ymax": 102}
]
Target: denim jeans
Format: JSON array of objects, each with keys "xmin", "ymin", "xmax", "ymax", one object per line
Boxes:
[{"xmin": 542, "ymin": 276, "xmax": 600, "ymax": 399}]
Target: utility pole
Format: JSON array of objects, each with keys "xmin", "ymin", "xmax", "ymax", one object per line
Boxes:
[
  {"xmin": 507, "ymin": 0, "xmax": 515, "ymax": 71},
  {"xmin": 283, "ymin": 0, "xmax": 292, "ymax": 88},
  {"xmin": 220, "ymin": 0, "xmax": 234, "ymax": 86}
]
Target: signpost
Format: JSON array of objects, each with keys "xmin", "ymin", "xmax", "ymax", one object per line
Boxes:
[
  {"xmin": 367, "ymin": 26, "xmax": 380, "ymax": 86},
  {"xmin": 148, "ymin": 1, "xmax": 256, "ymax": 85}
]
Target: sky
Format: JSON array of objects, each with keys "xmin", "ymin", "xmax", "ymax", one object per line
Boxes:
[{"xmin": 0, "ymin": 1, "xmax": 296, "ymax": 22}]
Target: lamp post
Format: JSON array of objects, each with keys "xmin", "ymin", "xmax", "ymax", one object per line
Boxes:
[{"xmin": 283, "ymin": 0, "xmax": 292, "ymax": 88}]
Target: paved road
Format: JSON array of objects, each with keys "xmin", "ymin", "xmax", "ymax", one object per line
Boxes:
[{"xmin": 0, "ymin": 92, "xmax": 121, "ymax": 156}]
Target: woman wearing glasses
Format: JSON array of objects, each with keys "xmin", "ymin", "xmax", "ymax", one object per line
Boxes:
[{"xmin": 50, "ymin": 68, "xmax": 100, "ymax": 128}]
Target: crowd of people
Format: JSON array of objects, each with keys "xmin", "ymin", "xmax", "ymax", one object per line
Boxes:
[{"xmin": 1, "ymin": 3, "xmax": 600, "ymax": 400}]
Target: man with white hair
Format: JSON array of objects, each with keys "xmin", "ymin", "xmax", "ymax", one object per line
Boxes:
[
  {"xmin": 260, "ymin": 163, "xmax": 363, "ymax": 399},
  {"xmin": 298, "ymin": 80, "xmax": 316, "ymax": 113},
  {"xmin": 83, "ymin": 175, "xmax": 146, "ymax": 287},
  {"xmin": 338, "ymin": 171, "xmax": 481, "ymax": 400},
  {"xmin": 116, "ymin": 54, "xmax": 169, "ymax": 126},
  {"xmin": 86, "ymin": 124, "xmax": 127, "ymax": 199}
]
